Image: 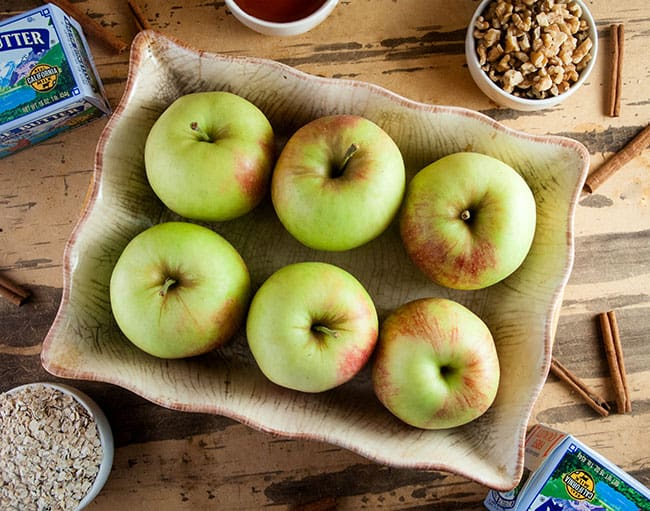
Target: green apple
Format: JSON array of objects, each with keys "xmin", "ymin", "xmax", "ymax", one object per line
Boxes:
[
  {"xmin": 144, "ymin": 91, "xmax": 275, "ymax": 222},
  {"xmin": 400, "ymin": 151, "xmax": 536, "ymax": 290},
  {"xmin": 372, "ymin": 297, "xmax": 500, "ymax": 429},
  {"xmin": 271, "ymin": 115, "xmax": 405, "ymax": 251},
  {"xmin": 109, "ymin": 221, "xmax": 250, "ymax": 359},
  {"xmin": 246, "ymin": 262, "xmax": 378, "ymax": 392}
]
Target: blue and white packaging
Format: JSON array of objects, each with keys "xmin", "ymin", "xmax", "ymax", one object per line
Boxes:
[
  {"xmin": 0, "ymin": 3, "xmax": 111, "ymax": 158},
  {"xmin": 485, "ymin": 424, "xmax": 649, "ymax": 511}
]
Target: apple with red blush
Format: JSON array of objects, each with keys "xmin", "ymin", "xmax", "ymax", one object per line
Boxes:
[
  {"xmin": 271, "ymin": 114, "xmax": 405, "ymax": 251},
  {"xmin": 372, "ymin": 297, "xmax": 500, "ymax": 429},
  {"xmin": 400, "ymin": 152, "xmax": 536, "ymax": 290},
  {"xmin": 144, "ymin": 91, "xmax": 275, "ymax": 222},
  {"xmin": 246, "ymin": 261, "xmax": 378, "ymax": 392},
  {"xmin": 109, "ymin": 222, "xmax": 251, "ymax": 359}
]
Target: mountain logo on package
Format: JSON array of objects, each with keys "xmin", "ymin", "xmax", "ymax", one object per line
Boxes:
[
  {"xmin": 562, "ymin": 470, "xmax": 595, "ymax": 501},
  {"xmin": 25, "ymin": 64, "xmax": 59, "ymax": 92}
]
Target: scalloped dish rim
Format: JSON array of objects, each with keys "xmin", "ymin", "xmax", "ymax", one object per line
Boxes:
[{"xmin": 41, "ymin": 30, "xmax": 589, "ymax": 491}]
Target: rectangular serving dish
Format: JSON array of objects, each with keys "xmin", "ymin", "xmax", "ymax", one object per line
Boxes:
[{"xmin": 41, "ymin": 30, "xmax": 589, "ymax": 490}]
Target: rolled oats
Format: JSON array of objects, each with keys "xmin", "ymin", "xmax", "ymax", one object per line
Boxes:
[
  {"xmin": 0, "ymin": 385, "xmax": 104, "ymax": 511},
  {"xmin": 473, "ymin": 0, "xmax": 594, "ymax": 99}
]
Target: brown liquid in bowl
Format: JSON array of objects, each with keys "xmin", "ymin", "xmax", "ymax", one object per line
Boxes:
[{"xmin": 234, "ymin": 0, "xmax": 327, "ymax": 23}]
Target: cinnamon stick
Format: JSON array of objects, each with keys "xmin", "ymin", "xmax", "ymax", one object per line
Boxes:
[
  {"xmin": 607, "ymin": 24, "xmax": 619, "ymax": 117},
  {"xmin": 550, "ymin": 356, "xmax": 610, "ymax": 417},
  {"xmin": 49, "ymin": 0, "xmax": 128, "ymax": 53},
  {"xmin": 607, "ymin": 311, "xmax": 632, "ymax": 412},
  {"xmin": 599, "ymin": 311, "xmax": 631, "ymax": 413},
  {"xmin": 0, "ymin": 273, "xmax": 31, "ymax": 306},
  {"xmin": 584, "ymin": 124, "xmax": 650, "ymax": 193},
  {"xmin": 127, "ymin": 0, "xmax": 152, "ymax": 31},
  {"xmin": 608, "ymin": 24, "xmax": 624, "ymax": 117}
]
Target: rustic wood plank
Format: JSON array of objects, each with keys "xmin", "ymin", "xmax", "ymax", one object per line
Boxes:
[{"xmin": 1, "ymin": 0, "xmax": 650, "ymax": 508}]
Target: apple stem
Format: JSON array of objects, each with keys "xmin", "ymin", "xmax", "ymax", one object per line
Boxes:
[
  {"xmin": 159, "ymin": 277, "xmax": 177, "ymax": 296},
  {"xmin": 460, "ymin": 209, "xmax": 471, "ymax": 222},
  {"xmin": 334, "ymin": 143, "xmax": 359, "ymax": 178},
  {"xmin": 190, "ymin": 121, "xmax": 211, "ymax": 142},
  {"xmin": 312, "ymin": 324, "xmax": 341, "ymax": 339}
]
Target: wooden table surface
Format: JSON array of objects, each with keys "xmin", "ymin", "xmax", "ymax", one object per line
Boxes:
[{"xmin": 1, "ymin": 0, "xmax": 649, "ymax": 509}]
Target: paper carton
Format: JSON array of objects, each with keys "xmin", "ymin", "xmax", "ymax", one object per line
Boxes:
[
  {"xmin": 0, "ymin": 3, "xmax": 111, "ymax": 158},
  {"xmin": 485, "ymin": 424, "xmax": 650, "ymax": 511}
]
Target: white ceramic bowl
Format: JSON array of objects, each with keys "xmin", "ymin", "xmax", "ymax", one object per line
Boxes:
[
  {"xmin": 42, "ymin": 30, "xmax": 589, "ymax": 491},
  {"xmin": 465, "ymin": 0, "xmax": 598, "ymax": 111},
  {"xmin": 225, "ymin": 0, "xmax": 338, "ymax": 36},
  {"xmin": 4, "ymin": 382, "xmax": 114, "ymax": 510}
]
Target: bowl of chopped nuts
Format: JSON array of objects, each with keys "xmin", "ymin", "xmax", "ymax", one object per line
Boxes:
[
  {"xmin": 466, "ymin": 0, "xmax": 598, "ymax": 111},
  {"xmin": 0, "ymin": 382, "xmax": 113, "ymax": 510}
]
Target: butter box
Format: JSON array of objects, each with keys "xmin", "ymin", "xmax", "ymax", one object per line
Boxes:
[
  {"xmin": 485, "ymin": 424, "xmax": 649, "ymax": 511},
  {"xmin": 0, "ymin": 3, "xmax": 111, "ymax": 158}
]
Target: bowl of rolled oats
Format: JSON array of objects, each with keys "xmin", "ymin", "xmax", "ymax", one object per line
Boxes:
[
  {"xmin": 0, "ymin": 382, "xmax": 114, "ymax": 510},
  {"xmin": 466, "ymin": 0, "xmax": 598, "ymax": 111}
]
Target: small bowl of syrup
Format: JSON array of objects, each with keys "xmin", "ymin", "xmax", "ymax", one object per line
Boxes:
[{"xmin": 225, "ymin": 0, "xmax": 338, "ymax": 36}]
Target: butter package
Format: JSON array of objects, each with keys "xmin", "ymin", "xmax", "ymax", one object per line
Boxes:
[
  {"xmin": 485, "ymin": 424, "xmax": 650, "ymax": 511},
  {"xmin": 0, "ymin": 3, "xmax": 111, "ymax": 158}
]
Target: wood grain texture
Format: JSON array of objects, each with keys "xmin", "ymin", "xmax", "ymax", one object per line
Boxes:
[{"xmin": 1, "ymin": 0, "xmax": 649, "ymax": 509}]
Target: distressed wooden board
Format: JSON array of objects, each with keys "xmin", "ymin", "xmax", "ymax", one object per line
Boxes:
[{"xmin": 1, "ymin": 0, "xmax": 649, "ymax": 509}]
